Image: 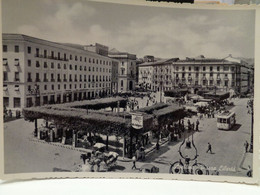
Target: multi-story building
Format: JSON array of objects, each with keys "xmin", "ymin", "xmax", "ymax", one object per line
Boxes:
[
  {"xmin": 111, "ymin": 60, "xmax": 119, "ymax": 94},
  {"xmin": 138, "ymin": 55, "xmax": 254, "ymax": 94},
  {"xmin": 108, "ymin": 49, "xmax": 136, "ymax": 92},
  {"xmin": 2, "ymin": 34, "xmax": 114, "ymax": 113}
]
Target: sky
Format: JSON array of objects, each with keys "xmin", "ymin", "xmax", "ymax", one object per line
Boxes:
[{"xmin": 2, "ymin": 0, "xmax": 255, "ymax": 59}]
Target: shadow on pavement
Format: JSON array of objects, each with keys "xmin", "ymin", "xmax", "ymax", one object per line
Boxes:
[
  {"xmin": 109, "ymin": 165, "xmax": 126, "ymax": 171},
  {"xmin": 53, "ymin": 167, "xmax": 71, "ymax": 172},
  {"xmin": 218, "ymin": 124, "xmax": 241, "ymax": 131}
]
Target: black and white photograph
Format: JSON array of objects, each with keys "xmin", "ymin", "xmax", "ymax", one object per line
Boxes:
[{"xmin": 0, "ymin": 0, "xmax": 259, "ymax": 183}]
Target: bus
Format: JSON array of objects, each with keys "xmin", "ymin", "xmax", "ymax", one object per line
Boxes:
[{"xmin": 217, "ymin": 111, "xmax": 236, "ymax": 130}]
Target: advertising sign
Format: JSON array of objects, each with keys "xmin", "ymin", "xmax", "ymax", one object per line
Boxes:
[{"xmin": 131, "ymin": 113, "xmax": 143, "ymax": 129}]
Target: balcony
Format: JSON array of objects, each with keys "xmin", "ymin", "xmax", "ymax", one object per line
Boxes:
[
  {"xmin": 27, "ymin": 78, "xmax": 32, "ymax": 82},
  {"xmin": 35, "ymin": 78, "xmax": 41, "ymax": 82},
  {"xmin": 43, "ymin": 78, "xmax": 48, "ymax": 82},
  {"xmin": 34, "ymin": 54, "xmax": 69, "ymax": 61},
  {"xmin": 69, "ymin": 79, "xmax": 73, "ymax": 82},
  {"xmin": 64, "ymin": 79, "xmax": 67, "ymax": 82},
  {"xmin": 14, "ymin": 78, "xmax": 20, "ymax": 82},
  {"xmin": 51, "ymin": 78, "xmax": 55, "ymax": 82},
  {"xmin": 57, "ymin": 79, "xmax": 61, "ymax": 82}
]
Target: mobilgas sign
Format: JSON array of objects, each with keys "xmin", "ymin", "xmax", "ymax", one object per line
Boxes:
[{"xmin": 131, "ymin": 113, "xmax": 143, "ymax": 129}]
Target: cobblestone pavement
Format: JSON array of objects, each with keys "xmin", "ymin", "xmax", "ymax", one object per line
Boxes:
[{"xmin": 4, "ymin": 98, "xmax": 253, "ymax": 177}]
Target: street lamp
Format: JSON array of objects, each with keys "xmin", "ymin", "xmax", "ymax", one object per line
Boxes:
[
  {"xmin": 29, "ymin": 84, "xmax": 40, "ymax": 137},
  {"xmin": 169, "ymin": 132, "xmax": 210, "ymax": 175},
  {"xmin": 247, "ymin": 99, "xmax": 254, "ymax": 153}
]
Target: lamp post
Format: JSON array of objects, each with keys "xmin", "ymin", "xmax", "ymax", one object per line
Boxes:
[
  {"xmin": 169, "ymin": 132, "xmax": 210, "ymax": 175},
  {"xmin": 30, "ymin": 84, "xmax": 40, "ymax": 137},
  {"xmin": 247, "ymin": 99, "xmax": 254, "ymax": 153}
]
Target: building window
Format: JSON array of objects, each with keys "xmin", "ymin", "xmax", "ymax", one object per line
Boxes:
[
  {"xmin": 14, "ymin": 97, "xmax": 21, "ymax": 108},
  {"xmin": 51, "ymin": 62, "xmax": 54, "ymax": 69},
  {"xmin": 93, "ymin": 59, "xmax": 95, "ymax": 63},
  {"xmin": 58, "ymin": 63, "xmax": 61, "ymax": 69},
  {"xmin": 80, "ymin": 56, "xmax": 82, "ymax": 61},
  {"xmin": 14, "ymin": 72, "xmax": 20, "ymax": 81},
  {"xmin": 75, "ymin": 55, "xmax": 78, "ymax": 61},
  {"xmin": 64, "ymin": 84, "xmax": 66, "ymax": 89},
  {"xmin": 195, "ymin": 67, "xmax": 199, "ymax": 71},
  {"xmin": 44, "ymin": 85, "xmax": 47, "ymax": 90},
  {"xmin": 121, "ymin": 80, "xmax": 123, "ymax": 87},
  {"xmin": 36, "ymin": 48, "xmax": 40, "ymax": 56},
  {"xmin": 224, "ymin": 66, "xmax": 229, "ymax": 71},
  {"xmin": 70, "ymin": 55, "xmax": 72, "ymax": 60},
  {"xmin": 51, "ymin": 51, "xmax": 54, "ymax": 58},
  {"xmin": 52, "ymin": 85, "xmax": 54, "ymax": 90},
  {"xmin": 15, "ymin": 45, "xmax": 19, "ymax": 53},
  {"xmin": 27, "ymin": 47, "xmax": 31, "ymax": 54},
  {"xmin": 58, "ymin": 84, "xmax": 60, "ymax": 90},
  {"xmin": 231, "ymin": 67, "xmax": 235, "ymax": 72},
  {"xmin": 44, "ymin": 62, "xmax": 48, "ymax": 68},
  {"xmin": 3, "ymin": 72, "xmax": 8, "ymax": 81},
  {"xmin": 36, "ymin": 73, "xmax": 40, "ymax": 82},
  {"xmin": 27, "ymin": 72, "xmax": 32, "ymax": 82},
  {"xmin": 203, "ymin": 66, "xmax": 206, "ymax": 71},
  {"xmin": 27, "ymin": 60, "xmax": 31, "ymax": 67},
  {"xmin": 182, "ymin": 67, "xmax": 185, "ymax": 71},
  {"xmin": 210, "ymin": 67, "xmax": 213, "ymax": 71},
  {"xmin": 63, "ymin": 64, "xmax": 67, "ymax": 69},
  {"xmin": 3, "ymin": 45, "xmax": 7, "ymax": 52},
  {"xmin": 210, "ymin": 73, "xmax": 213, "ymax": 77},
  {"xmin": 75, "ymin": 65, "xmax": 77, "ymax": 70},
  {"xmin": 28, "ymin": 85, "xmax": 31, "ymax": 92},
  {"xmin": 85, "ymin": 57, "xmax": 87, "ymax": 62},
  {"xmin": 4, "ymin": 97, "xmax": 9, "ymax": 107},
  {"xmin": 225, "ymin": 80, "xmax": 228, "ymax": 87},
  {"xmin": 217, "ymin": 66, "xmax": 220, "ymax": 71},
  {"xmin": 36, "ymin": 61, "xmax": 40, "ymax": 68},
  {"xmin": 44, "ymin": 50, "xmax": 47, "ymax": 58}
]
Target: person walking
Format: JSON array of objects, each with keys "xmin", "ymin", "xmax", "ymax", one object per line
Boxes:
[
  {"xmin": 132, "ymin": 155, "xmax": 137, "ymax": 170},
  {"xmin": 196, "ymin": 119, "xmax": 200, "ymax": 132},
  {"xmin": 244, "ymin": 141, "xmax": 249, "ymax": 153},
  {"xmin": 206, "ymin": 142, "xmax": 213, "ymax": 154}
]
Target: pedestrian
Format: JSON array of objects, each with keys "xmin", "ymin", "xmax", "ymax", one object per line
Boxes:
[
  {"xmin": 196, "ymin": 119, "xmax": 200, "ymax": 131},
  {"xmin": 244, "ymin": 141, "xmax": 249, "ymax": 153},
  {"xmin": 187, "ymin": 119, "xmax": 191, "ymax": 131},
  {"xmin": 247, "ymin": 166, "xmax": 252, "ymax": 177},
  {"xmin": 8, "ymin": 109, "xmax": 12, "ymax": 118},
  {"xmin": 206, "ymin": 142, "xmax": 213, "ymax": 154},
  {"xmin": 192, "ymin": 122, "xmax": 195, "ymax": 131},
  {"xmin": 132, "ymin": 155, "xmax": 137, "ymax": 170},
  {"xmin": 80, "ymin": 154, "xmax": 87, "ymax": 164}
]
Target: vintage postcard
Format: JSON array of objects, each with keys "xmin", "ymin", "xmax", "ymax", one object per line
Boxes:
[{"xmin": 0, "ymin": 0, "xmax": 259, "ymax": 184}]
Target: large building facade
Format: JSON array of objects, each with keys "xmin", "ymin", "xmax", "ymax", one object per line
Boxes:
[
  {"xmin": 138, "ymin": 55, "xmax": 254, "ymax": 95},
  {"xmin": 108, "ymin": 49, "xmax": 136, "ymax": 93},
  {"xmin": 2, "ymin": 34, "xmax": 115, "ymax": 113}
]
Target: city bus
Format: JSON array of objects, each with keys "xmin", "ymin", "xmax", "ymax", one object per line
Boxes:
[{"xmin": 217, "ymin": 111, "xmax": 236, "ymax": 130}]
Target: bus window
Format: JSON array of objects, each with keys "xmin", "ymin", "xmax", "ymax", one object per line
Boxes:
[
  {"xmin": 223, "ymin": 119, "xmax": 227, "ymax": 123},
  {"xmin": 227, "ymin": 118, "xmax": 230, "ymax": 124}
]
